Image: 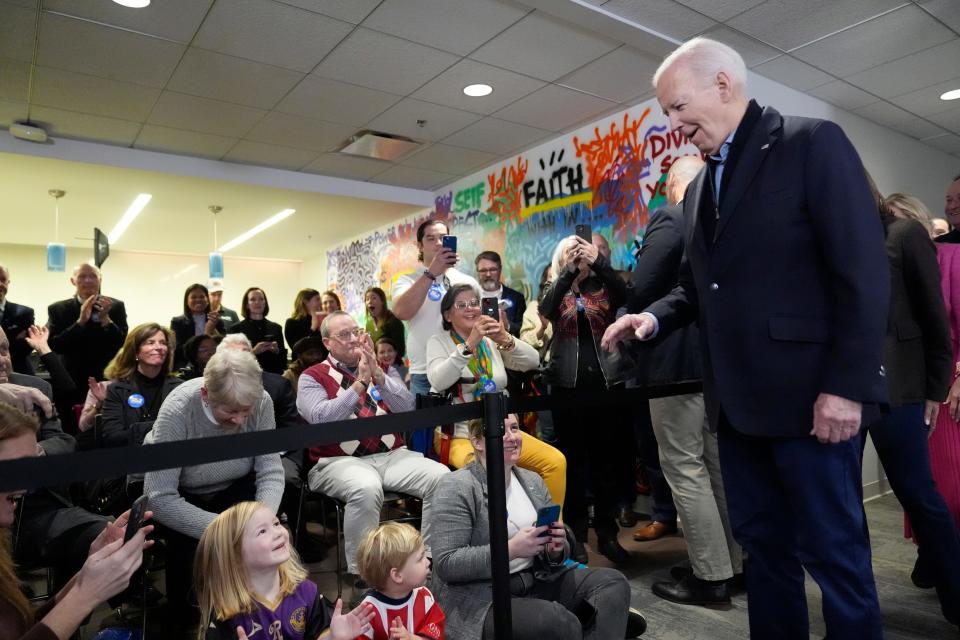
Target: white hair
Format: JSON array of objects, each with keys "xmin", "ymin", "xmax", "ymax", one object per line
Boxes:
[
  {"xmin": 652, "ymin": 37, "xmax": 747, "ymax": 94},
  {"xmin": 668, "ymin": 156, "xmax": 706, "ymax": 188},
  {"xmin": 549, "ymin": 236, "xmax": 578, "ymax": 283},
  {"xmin": 202, "ymin": 349, "xmax": 263, "ymax": 407},
  {"xmin": 217, "ymin": 333, "xmax": 252, "ymax": 352},
  {"xmin": 320, "ymin": 310, "xmax": 353, "ymax": 338},
  {"xmin": 72, "ymin": 261, "xmax": 102, "ymax": 278}
]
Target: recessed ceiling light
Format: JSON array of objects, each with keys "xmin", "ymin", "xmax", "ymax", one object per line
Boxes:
[
  {"xmin": 463, "ymin": 83, "xmax": 493, "ymax": 97},
  {"xmin": 941, "ymin": 89, "xmax": 960, "ymax": 101},
  {"xmin": 113, "ymin": 0, "xmax": 150, "ymax": 7}
]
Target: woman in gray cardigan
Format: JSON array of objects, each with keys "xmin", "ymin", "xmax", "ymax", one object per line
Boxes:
[{"xmin": 427, "ymin": 414, "xmax": 639, "ymax": 639}]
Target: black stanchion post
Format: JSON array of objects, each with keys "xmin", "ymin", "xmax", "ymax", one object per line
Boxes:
[{"xmin": 482, "ymin": 391, "xmax": 512, "ymax": 640}]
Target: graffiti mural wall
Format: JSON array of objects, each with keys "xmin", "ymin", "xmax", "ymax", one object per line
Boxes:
[{"xmin": 326, "ymin": 97, "xmax": 702, "ymax": 315}]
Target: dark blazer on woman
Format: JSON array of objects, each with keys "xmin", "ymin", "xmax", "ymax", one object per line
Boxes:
[
  {"xmin": 170, "ymin": 314, "xmax": 225, "ymax": 370},
  {"xmin": 99, "ymin": 375, "xmax": 182, "ymax": 448},
  {"xmin": 882, "ymin": 215, "xmax": 952, "ymax": 405},
  {"xmin": 283, "ymin": 316, "xmax": 321, "ymax": 353},
  {"xmin": 228, "ymin": 318, "xmax": 287, "ymax": 374}
]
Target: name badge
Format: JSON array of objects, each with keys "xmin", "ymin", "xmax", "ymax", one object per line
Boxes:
[
  {"xmin": 127, "ymin": 393, "xmax": 145, "ymax": 409},
  {"xmin": 482, "ymin": 378, "xmax": 497, "ymax": 393},
  {"xmin": 427, "ymin": 283, "xmax": 443, "ymax": 301},
  {"xmin": 369, "ymin": 385, "xmax": 382, "ymax": 402},
  {"xmin": 501, "ymin": 298, "xmax": 513, "ymax": 310},
  {"xmin": 575, "ymin": 297, "xmax": 585, "ymax": 312}
]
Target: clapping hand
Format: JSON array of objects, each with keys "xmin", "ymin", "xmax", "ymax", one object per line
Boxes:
[
  {"xmin": 328, "ymin": 599, "xmax": 375, "ymax": 640},
  {"xmin": 0, "ymin": 383, "xmax": 53, "ymax": 417},
  {"xmin": 389, "ymin": 617, "xmax": 417, "ymax": 640},
  {"xmin": 25, "ymin": 325, "xmax": 52, "ymax": 355},
  {"xmin": 96, "ymin": 296, "xmax": 113, "ymax": 326},
  {"xmin": 87, "ymin": 377, "xmax": 108, "ymax": 404}
]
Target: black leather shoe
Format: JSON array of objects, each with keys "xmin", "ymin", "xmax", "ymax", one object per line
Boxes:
[
  {"xmin": 617, "ymin": 506, "xmax": 639, "ymax": 528},
  {"xmin": 670, "ymin": 565, "xmax": 745, "ymax": 595},
  {"xmin": 652, "ymin": 575, "xmax": 731, "ymax": 606},
  {"xmin": 597, "ymin": 536, "xmax": 630, "ymax": 565},
  {"xmin": 670, "ymin": 564, "xmax": 692, "ymax": 581},
  {"xmin": 911, "ymin": 555, "xmax": 935, "ymax": 589},
  {"xmin": 626, "ymin": 607, "xmax": 647, "ymax": 637}
]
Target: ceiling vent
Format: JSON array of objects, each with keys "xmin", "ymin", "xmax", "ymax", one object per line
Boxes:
[{"xmin": 338, "ymin": 129, "xmax": 422, "ymax": 161}]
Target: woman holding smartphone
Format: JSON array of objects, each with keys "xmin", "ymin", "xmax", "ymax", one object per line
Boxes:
[{"xmin": 227, "ymin": 287, "xmax": 287, "ymax": 375}]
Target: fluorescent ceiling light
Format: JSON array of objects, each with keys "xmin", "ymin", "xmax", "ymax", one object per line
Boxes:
[
  {"xmin": 113, "ymin": 0, "xmax": 150, "ymax": 7},
  {"xmin": 463, "ymin": 83, "xmax": 493, "ymax": 97},
  {"xmin": 219, "ymin": 209, "xmax": 295, "ymax": 253},
  {"xmin": 940, "ymin": 89, "xmax": 960, "ymax": 101},
  {"xmin": 108, "ymin": 193, "xmax": 152, "ymax": 244}
]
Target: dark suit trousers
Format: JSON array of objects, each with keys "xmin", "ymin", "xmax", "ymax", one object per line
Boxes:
[
  {"xmin": 864, "ymin": 403, "xmax": 960, "ymax": 623},
  {"xmin": 717, "ymin": 415, "xmax": 881, "ymax": 639}
]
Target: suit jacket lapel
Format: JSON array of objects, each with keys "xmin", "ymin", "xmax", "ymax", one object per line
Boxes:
[
  {"xmin": 715, "ymin": 107, "xmax": 782, "ymax": 243},
  {"xmin": 684, "ymin": 168, "xmax": 709, "ymax": 254}
]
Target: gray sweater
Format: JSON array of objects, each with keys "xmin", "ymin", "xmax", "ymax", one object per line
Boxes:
[
  {"xmin": 428, "ymin": 462, "xmax": 568, "ymax": 640},
  {"xmin": 143, "ymin": 377, "xmax": 284, "ymax": 539}
]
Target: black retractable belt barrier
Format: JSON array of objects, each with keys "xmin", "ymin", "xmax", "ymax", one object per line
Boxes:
[
  {"xmin": 0, "ymin": 381, "xmax": 703, "ymax": 492},
  {"xmin": 482, "ymin": 391, "xmax": 512, "ymax": 640}
]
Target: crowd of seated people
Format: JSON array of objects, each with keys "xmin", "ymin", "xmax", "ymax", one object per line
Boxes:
[{"xmin": 2, "ymin": 170, "xmax": 960, "ymax": 638}]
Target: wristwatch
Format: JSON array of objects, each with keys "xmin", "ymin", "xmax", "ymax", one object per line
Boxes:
[{"xmin": 457, "ymin": 343, "xmax": 473, "ymax": 357}]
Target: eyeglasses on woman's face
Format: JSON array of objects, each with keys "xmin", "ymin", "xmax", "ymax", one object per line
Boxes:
[{"xmin": 453, "ymin": 298, "xmax": 481, "ymax": 311}]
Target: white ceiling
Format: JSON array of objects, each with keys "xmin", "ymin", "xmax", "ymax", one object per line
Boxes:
[{"xmin": 0, "ymin": 0, "xmax": 958, "ymax": 257}]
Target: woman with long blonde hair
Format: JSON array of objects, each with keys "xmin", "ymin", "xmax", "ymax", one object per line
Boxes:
[{"xmin": 194, "ymin": 501, "xmax": 374, "ymax": 639}]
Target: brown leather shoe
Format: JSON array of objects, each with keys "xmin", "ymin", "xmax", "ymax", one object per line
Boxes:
[{"xmin": 633, "ymin": 520, "xmax": 678, "ymax": 541}]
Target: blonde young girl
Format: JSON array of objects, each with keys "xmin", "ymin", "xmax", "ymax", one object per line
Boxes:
[{"xmin": 195, "ymin": 501, "xmax": 374, "ymax": 639}]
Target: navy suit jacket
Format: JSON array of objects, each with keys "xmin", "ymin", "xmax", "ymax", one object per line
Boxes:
[
  {"xmin": 500, "ymin": 284, "xmax": 527, "ymax": 337},
  {"xmin": 47, "ymin": 296, "xmax": 128, "ymax": 388},
  {"xmin": 647, "ymin": 105, "xmax": 889, "ymax": 438},
  {"xmin": 2, "ymin": 300, "xmax": 35, "ymax": 374}
]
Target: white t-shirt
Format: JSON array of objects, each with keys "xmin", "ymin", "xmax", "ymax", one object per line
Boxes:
[
  {"xmin": 392, "ymin": 266, "xmax": 480, "ymax": 374},
  {"xmin": 505, "ymin": 470, "xmax": 538, "ymax": 574}
]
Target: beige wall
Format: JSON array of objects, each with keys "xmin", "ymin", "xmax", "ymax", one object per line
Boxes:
[{"xmin": 0, "ymin": 243, "xmax": 311, "ymax": 330}]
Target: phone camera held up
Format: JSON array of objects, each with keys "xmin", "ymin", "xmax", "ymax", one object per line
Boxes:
[
  {"xmin": 90, "ymin": 294, "xmax": 102, "ymax": 323},
  {"xmin": 441, "ymin": 235, "xmax": 457, "ymax": 253},
  {"xmin": 481, "ymin": 297, "xmax": 499, "ymax": 320}
]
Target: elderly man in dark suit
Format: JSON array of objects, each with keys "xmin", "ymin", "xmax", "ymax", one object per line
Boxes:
[
  {"xmin": 47, "ymin": 262, "xmax": 128, "ymax": 432},
  {"xmin": 0, "ymin": 264, "xmax": 36, "ymax": 374},
  {"xmin": 604, "ymin": 38, "xmax": 889, "ymax": 638}
]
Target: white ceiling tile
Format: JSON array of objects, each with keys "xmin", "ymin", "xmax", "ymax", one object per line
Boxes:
[
  {"xmin": 275, "ymin": 76, "xmax": 401, "ymax": 126},
  {"xmin": 37, "ymin": 13, "xmax": 185, "ymax": 88},
  {"xmin": 673, "ymin": 0, "xmax": 765, "ymax": 22},
  {"xmin": 43, "ymin": 0, "xmax": 213, "ymax": 42},
  {"xmin": 791, "ymin": 5, "xmax": 955, "ymax": 78},
  {"xmin": 193, "ymin": 0, "xmax": 354, "ymax": 72},
  {"xmin": 929, "ymin": 105, "xmax": 960, "ymax": 135},
  {"xmin": 844, "ymin": 40, "xmax": 960, "ymax": 100},
  {"xmin": 0, "ymin": 3, "xmax": 35, "ymax": 62},
  {"xmin": 558, "ymin": 46, "xmax": 662, "ymax": 103},
  {"xmin": 470, "ymin": 12, "xmax": 619, "ymax": 82},
  {"xmin": 134, "ymin": 124, "xmax": 239, "ymax": 160},
  {"xmin": 313, "ymin": 28, "xmax": 460, "ymax": 95},
  {"xmin": 923, "ymin": 133, "xmax": 960, "ymax": 155},
  {"xmin": 366, "ymin": 98, "xmax": 482, "ymax": 142},
  {"xmin": 371, "ymin": 165, "xmax": 457, "ymax": 190},
  {"xmin": 727, "ymin": 0, "xmax": 905, "ymax": 51},
  {"xmin": 494, "ymin": 84, "xmax": 617, "ymax": 132},
  {"xmin": 0, "ymin": 59, "xmax": 29, "ymax": 102},
  {"xmin": 302, "ymin": 153, "xmax": 393, "ymax": 180},
  {"xmin": 916, "ymin": 0, "xmax": 960, "ymax": 33},
  {"xmin": 808, "ymin": 80, "xmax": 879, "ymax": 111},
  {"xmin": 853, "ymin": 100, "xmax": 915, "ymax": 127},
  {"xmin": 752, "ymin": 55, "xmax": 834, "ymax": 91},
  {"xmin": 600, "ymin": 0, "xmax": 716, "ymax": 40},
  {"xmin": 411, "ymin": 59, "xmax": 545, "ymax": 115},
  {"xmin": 0, "ymin": 98, "xmax": 27, "ymax": 127},
  {"xmin": 167, "ymin": 48, "xmax": 304, "ymax": 110},
  {"xmin": 276, "ymin": 0, "xmax": 381, "ymax": 24},
  {"xmin": 696, "ymin": 25, "xmax": 781, "ymax": 66},
  {"xmin": 362, "ymin": 0, "xmax": 529, "ymax": 56},
  {"xmin": 29, "ymin": 106, "xmax": 142, "ymax": 145},
  {"xmin": 400, "ymin": 143, "xmax": 497, "ymax": 175},
  {"xmin": 888, "ymin": 119, "xmax": 948, "ymax": 140},
  {"xmin": 32, "ymin": 67, "xmax": 161, "ymax": 122},
  {"xmin": 889, "ymin": 79, "xmax": 960, "ymax": 117},
  {"xmin": 442, "ymin": 117, "xmax": 551, "ymax": 155},
  {"xmin": 223, "ymin": 140, "xmax": 320, "ymax": 171},
  {"xmin": 244, "ymin": 111, "xmax": 354, "ymax": 152},
  {"xmin": 147, "ymin": 91, "xmax": 267, "ymax": 137}
]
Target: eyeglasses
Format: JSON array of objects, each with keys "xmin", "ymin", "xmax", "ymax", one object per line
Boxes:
[
  {"xmin": 332, "ymin": 328, "xmax": 363, "ymax": 340},
  {"xmin": 477, "ymin": 267, "xmax": 500, "ymax": 274},
  {"xmin": 453, "ymin": 299, "xmax": 481, "ymax": 310}
]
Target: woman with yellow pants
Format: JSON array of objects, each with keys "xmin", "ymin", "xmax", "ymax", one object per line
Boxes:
[{"xmin": 426, "ymin": 284, "xmax": 566, "ymax": 508}]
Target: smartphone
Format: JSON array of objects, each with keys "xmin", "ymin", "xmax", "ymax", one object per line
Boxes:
[
  {"xmin": 535, "ymin": 504, "xmax": 561, "ymax": 536},
  {"xmin": 481, "ymin": 297, "xmax": 499, "ymax": 320},
  {"xmin": 441, "ymin": 235, "xmax": 457, "ymax": 253},
  {"xmin": 124, "ymin": 495, "xmax": 148, "ymax": 542},
  {"xmin": 575, "ymin": 223, "xmax": 592, "ymax": 243}
]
